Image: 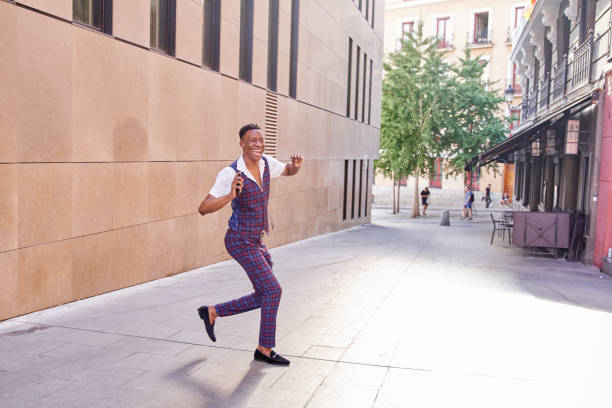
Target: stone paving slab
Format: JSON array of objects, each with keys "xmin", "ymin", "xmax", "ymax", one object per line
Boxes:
[{"xmin": 2, "ymin": 208, "xmax": 612, "ymax": 407}]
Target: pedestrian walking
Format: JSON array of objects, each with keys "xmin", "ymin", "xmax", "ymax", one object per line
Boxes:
[
  {"xmin": 197, "ymin": 123, "xmax": 303, "ymax": 366},
  {"xmin": 420, "ymin": 187, "xmax": 431, "ymax": 216},
  {"xmin": 460, "ymin": 185, "xmax": 474, "ymax": 220},
  {"xmin": 485, "ymin": 184, "xmax": 492, "ymax": 208}
]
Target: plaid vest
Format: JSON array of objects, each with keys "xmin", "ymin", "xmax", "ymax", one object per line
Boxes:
[{"xmin": 227, "ymin": 157, "xmax": 270, "ymax": 236}]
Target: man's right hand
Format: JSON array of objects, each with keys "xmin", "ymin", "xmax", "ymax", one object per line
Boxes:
[{"xmin": 231, "ymin": 171, "xmax": 244, "ymax": 198}]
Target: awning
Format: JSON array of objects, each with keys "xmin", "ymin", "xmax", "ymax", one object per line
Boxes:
[{"xmin": 465, "ymin": 92, "xmax": 594, "ymax": 170}]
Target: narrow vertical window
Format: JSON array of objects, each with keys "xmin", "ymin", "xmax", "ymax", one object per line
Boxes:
[
  {"xmin": 358, "ymin": 160, "xmax": 363, "ymax": 217},
  {"xmin": 514, "ymin": 6, "xmax": 525, "ymax": 27},
  {"xmin": 364, "ymin": 160, "xmax": 370, "ymax": 217},
  {"xmin": 289, "ymin": 0, "xmax": 300, "ymax": 98},
  {"xmin": 436, "ymin": 17, "xmax": 450, "ymax": 48},
  {"xmin": 354, "ymin": 46, "xmax": 360, "ymax": 120},
  {"xmin": 371, "ymin": 0, "xmax": 375, "ymax": 29},
  {"xmin": 267, "ymin": 0, "xmax": 279, "ymax": 91},
  {"xmin": 239, "ymin": 0, "xmax": 254, "ymax": 82},
  {"xmin": 150, "ymin": 0, "xmax": 176, "ymax": 56},
  {"xmin": 343, "ymin": 160, "xmax": 349, "ymax": 221},
  {"xmin": 359, "ymin": 0, "xmax": 362, "ymax": 12},
  {"xmin": 362, "ymin": 53, "xmax": 367, "ymax": 123},
  {"xmin": 368, "ymin": 59, "xmax": 373, "ymax": 125},
  {"xmin": 351, "ymin": 160, "xmax": 357, "ymax": 219},
  {"xmin": 74, "ymin": 0, "xmax": 112, "ymax": 34},
  {"xmin": 365, "ymin": 0, "xmax": 369, "ymax": 21},
  {"xmin": 346, "ymin": 38, "xmax": 353, "ymax": 117},
  {"xmin": 203, "ymin": 0, "xmax": 221, "ymax": 71}
]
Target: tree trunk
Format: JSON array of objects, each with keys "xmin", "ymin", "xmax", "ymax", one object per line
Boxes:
[
  {"xmin": 392, "ymin": 173, "xmax": 397, "ymax": 214},
  {"xmin": 412, "ymin": 165, "xmax": 420, "ymax": 218},
  {"xmin": 397, "ymin": 177, "xmax": 401, "ymax": 213}
]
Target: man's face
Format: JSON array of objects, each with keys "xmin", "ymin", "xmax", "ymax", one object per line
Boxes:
[{"xmin": 240, "ymin": 129, "xmax": 265, "ymax": 161}]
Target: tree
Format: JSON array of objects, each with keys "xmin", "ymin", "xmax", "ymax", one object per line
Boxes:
[
  {"xmin": 437, "ymin": 49, "xmax": 509, "ymax": 179},
  {"xmin": 376, "ymin": 24, "xmax": 448, "ymax": 216}
]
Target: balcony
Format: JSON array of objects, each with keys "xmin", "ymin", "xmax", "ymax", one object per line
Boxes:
[
  {"xmin": 521, "ymin": 93, "xmax": 531, "ymax": 121},
  {"xmin": 538, "ymin": 74, "xmax": 550, "ymax": 111},
  {"xmin": 469, "ymin": 29, "xmax": 492, "ymax": 46},
  {"xmin": 551, "ymin": 55, "xmax": 568, "ymax": 102},
  {"xmin": 436, "ymin": 34, "xmax": 454, "ymax": 50},
  {"xmin": 569, "ymin": 31, "xmax": 594, "ymax": 92}
]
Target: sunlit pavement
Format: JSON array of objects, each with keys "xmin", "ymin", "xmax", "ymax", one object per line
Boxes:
[{"xmin": 2, "ymin": 208, "xmax": 612, "ymax": 407}]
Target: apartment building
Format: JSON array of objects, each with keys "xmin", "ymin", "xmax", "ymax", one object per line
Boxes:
[
  {"xmin": 0, "ymin": 0, "xmax": 383, "ymax": 319},
  {"xmin": 379, "ymin": 0, "xmax": 527, "ymax": 207},
  {"xmin": 468, "ymin": 0, "xmax": 611, "ymax": 265}
]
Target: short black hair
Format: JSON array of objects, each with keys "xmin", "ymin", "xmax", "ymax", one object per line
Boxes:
[{"xmin": 239, "ymin": 123, "xmax": 261, "ymax": 139}]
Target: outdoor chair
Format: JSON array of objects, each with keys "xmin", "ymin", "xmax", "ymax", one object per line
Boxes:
[
  {"xmin": 490, "ymin": 213, "xmax": 511, "ymax": 245},
  {"xmin": 501, "ymin": 211, "xmax": 514, "ymax": 245}
]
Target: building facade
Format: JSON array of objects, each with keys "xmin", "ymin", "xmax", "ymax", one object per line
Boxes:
[
  {"xmin": 0, "ymin": 0, "xmax": 383, "ymax": 320},
  {"xmin": 377, "ymin": 0, "xmax": 527, "ymax": 208},
  {"xmin": 470, "ymin": 0, "xmax": 611, "ymax": 265}
]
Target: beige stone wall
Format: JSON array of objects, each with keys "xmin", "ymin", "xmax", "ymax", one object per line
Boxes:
[{"xmin": 0, "ymin": 0, "xmax": 381, "ymax": 320}]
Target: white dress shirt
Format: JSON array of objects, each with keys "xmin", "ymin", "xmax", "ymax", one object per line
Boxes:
[{"xmin": 208, "ymin": 154, "xmax": 286, "ymax": 198}]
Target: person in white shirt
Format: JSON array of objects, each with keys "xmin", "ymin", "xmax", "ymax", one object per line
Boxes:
[{"xmin": 197, "ymin": 123, "xmax": 302, "ymax": 366}]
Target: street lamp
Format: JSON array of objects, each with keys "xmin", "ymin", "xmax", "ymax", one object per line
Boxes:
[{"xmin": 504, "ymin": 85, "xmax": 516, "ymax": 104}]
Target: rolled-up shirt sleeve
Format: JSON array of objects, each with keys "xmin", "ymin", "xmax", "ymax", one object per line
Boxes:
[
  {"xmin": 265, "ymin": 154, "xmax": 287, "ymax": 179},
  {"xmin": 208, "ymin": 167, "xmax": 236, "ymax": 198}
]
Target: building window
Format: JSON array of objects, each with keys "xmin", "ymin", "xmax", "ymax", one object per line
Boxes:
[
  {"xmin": 203, "ymin": 0, "xmax": 221, "ymax": 71},
  {"xmin": 364, "ymin": 160, "xmax": 370, "ymax": 217},
  {"xmin": 510, "ymin": 108, "xmax": 521, "ymax": 130},
  {"xmin": 371, "ymin": 0, "xmax": 375, "ymax": 29},
  {"xmin": 351, "ymin": 160, "xmax": 357, "ymax": 219},
  {"xmin": 514, "ymin": 6, "xmax": 524, "ymax": 27},
  {"xmin": 365, "ymin": 0, "xmax": 370, "ymax": 21},
  {"xmin": 346, "ymin": 38, "xmax": 353, "ymax": 117},
  {"xmin": 239, "ymin": 0, "xmax": 254, "ymax": 83},
  {"xmin": 289, "ymin": 0, "xmax": 299, "ymax": 98},
  {"xmin": 402, "ymin": 21, "xmax": 414, "ymax": 44},
  {"xmin": 430, "ymin": 158, "xmax": 443, "ymax": 188},
  {"xmin": 267, "ymin": 0, "xmax": 279, "ymax": 90},
  {"xmin": 343, "ymin": 160, "xmax": 349, "ymax": 221},
  {"xmin": 436, "ymin": 17, "xmax": 450, "ymax": 49},
  {"xmin": 74, "ymin": 0, "xmax": 112, "ymax": 34},
  {"xmin": 368, "ymin": 58, "xmax": 373, "ymax": 125},
  {"xmin": 466, "ymin": 169, "xmax": 480, "ymax": 190},
  {"xmin": 362, "ymin": 53, "xmax": 367, "ymax": 123},
  {"xmin": 473, "ymin": 12, "xmax": 489, "ymax": 44},
  {"xmin": 512, "ymin": 63, "xmax": 522, "ymax": 94},
  {"xmin": 355, "ymin": 46, "xmax": 361, "ymax": 120},
  {"xmin": 358, "ymin": 160, "xmax": 364, "ymax": 217},
  {"xmin": 150, "ymin": 0, "xmax": 176, "ymax": 56}
]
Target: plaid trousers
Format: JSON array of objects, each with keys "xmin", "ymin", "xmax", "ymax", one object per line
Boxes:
[{"xmin": 215, "ymin": 232, "xmax": 282, "ymax": 348}]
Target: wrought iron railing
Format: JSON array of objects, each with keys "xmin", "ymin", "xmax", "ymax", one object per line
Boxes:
[
  {"xmin": 521, "ymin": 93, "xmax": 530, "ymax": 121},
  {"xmin": 470, "ymin": 29, "xmax": 493, "ymax": 45},
  {"xmin": 529, "ymin": 84, "xmax": 538, "ymax": 117},
  {"xmin": 551, "ymin": 55, "xmax": 567, "ymax": 102},
  {"xmin": 538, "ymin": 74, "xmax": 550, "ymax": 111},
  {"xmin": 570, "ymin": 30, "xmax": 593, "ymax": 91}
]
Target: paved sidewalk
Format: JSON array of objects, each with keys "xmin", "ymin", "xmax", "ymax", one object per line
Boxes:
[{"xmin": 2, "ymin": 209, "xmax": 612, "ymax": 407}]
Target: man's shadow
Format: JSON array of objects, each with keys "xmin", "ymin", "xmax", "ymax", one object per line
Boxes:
[{"xmin": 166, "ymin": 357, "xmax": 267, "ymax": 407}]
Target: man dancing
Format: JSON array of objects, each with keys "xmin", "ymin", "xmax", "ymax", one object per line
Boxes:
[{"xmin": 197, "ymin": 123, "xmax": 302, "ymax": 366}]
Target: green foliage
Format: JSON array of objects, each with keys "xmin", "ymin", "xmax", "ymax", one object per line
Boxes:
[
  {"xmin": 376, "ymin": 28, "xmax": 509, "ymax": 183},
  {"xmin": 437, "ymin": 49, "xmax": 509, "ymax": 177},
  {"xmin": 376, "ymin": 24, "xmax": 449, "ymax": 181}
]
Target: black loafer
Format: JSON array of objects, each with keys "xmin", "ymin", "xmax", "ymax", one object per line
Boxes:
[
  {"xmin": 254, "ymin": 349, "xmax": 290, "ymax": 366},
  {"xmin": 197, "ymin": 306, "xmax": 216, "ymax": 342}
]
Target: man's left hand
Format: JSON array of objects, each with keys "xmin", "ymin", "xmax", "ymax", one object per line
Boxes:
[
  {"xmin": 291, "ymin": 154, "xmax": 302, "ymax": 168},
  {"xmin": 283, "ymin": 154, "xmax": 303, "ymax": 176}
]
